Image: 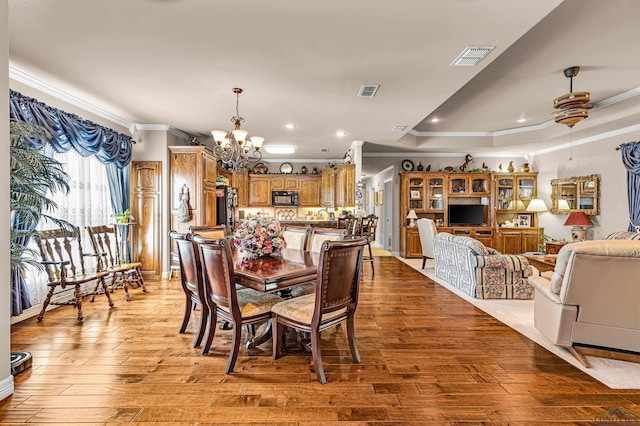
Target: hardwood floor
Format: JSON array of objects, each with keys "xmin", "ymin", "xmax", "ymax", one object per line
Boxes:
[{"xmin": 4, "ymin": 257, "xmax": 640, "ymax": 424}]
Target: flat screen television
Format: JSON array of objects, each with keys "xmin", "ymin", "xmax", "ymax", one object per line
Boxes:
[{"xmin": 448, "ymin": 204, "xmax": 485, "ymax": 226}]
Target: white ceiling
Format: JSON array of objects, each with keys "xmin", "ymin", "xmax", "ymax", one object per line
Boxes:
[{"xmin": 8, "ymin": 0, "xmax": 640, "ymax": 176}]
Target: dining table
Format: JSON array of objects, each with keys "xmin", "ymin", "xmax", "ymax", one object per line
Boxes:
[{"xmin": 231, "ymin": 248, "xmax": 319, "ymax": 348}]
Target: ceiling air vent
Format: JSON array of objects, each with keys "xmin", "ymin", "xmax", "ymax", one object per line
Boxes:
[
  {"xmin": 389, "ymin": 124, "xmax": 408, "ymax": 132},
  {"xmin": 358, "ymin": 84, "xmax": 380, "ymax": 97},
  {"xmin": 450, "ymin": 45, "xmax": 495, "ymax": 67}
]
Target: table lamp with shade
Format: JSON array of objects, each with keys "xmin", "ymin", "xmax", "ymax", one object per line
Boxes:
[
  {"xmin": 526, "ymin": 199, "xmax": 548, "ymax": 252},
  {"xmin": 557, "ymin": 199, "xmax": 571, "ymax": 211},
  {"xmin": 407, "ymin": 210, "xmax": 418, "ymax": 227},
  {"xmin": 564, "ymin": 211, "xmax": 593, "ymax": 241}
]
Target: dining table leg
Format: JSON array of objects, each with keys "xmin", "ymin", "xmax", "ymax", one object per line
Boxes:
[{"xmin": 246, "ymin": 320, "xmax": 272, "ymax": 348}]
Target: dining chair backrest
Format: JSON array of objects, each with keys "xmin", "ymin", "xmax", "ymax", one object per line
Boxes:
[
  {"xmin": 313, "ymin": 238, "xmax": 367, "ymax": 324},
  {"xmin": 282, "ymin": 225, "xmax": 310, "ymax": 251},
  {"xmin": 86, "ymin": 225, "xmax": 124, "ymax": 270},
  {"xmin": 189, "ymin": 225, "xmax": 227, "ymax": 239},
  {"xmin": 338, "ymin": 215, "xmax": 358, "ymax": 237},
  {"xmin": 35, "ymin": 228, "xmax": 90, "ymax": 282},
  {"xmin": 308, "ymin": 227, "xmax": 347, "ymax": 253},
  {"xmin": 192, "ymin": 236, "xmax": 237, "ymax": 317},
  {"xmin": 358, "ymin": 215, "xmax": 378, "ymax": 240},
  {"xmin": 169, "ymin": 231, "xmax": 203, "ymax": 302}
]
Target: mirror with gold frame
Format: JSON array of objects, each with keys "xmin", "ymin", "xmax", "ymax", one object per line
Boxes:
[{"xmin": 550, "ymin": 174, "xmax": 599, "ymax": 215}]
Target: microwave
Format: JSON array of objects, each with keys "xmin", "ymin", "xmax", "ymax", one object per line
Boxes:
[{"xmin": 272, "ymin": 191, "xmax": 299, "ymax": 206}]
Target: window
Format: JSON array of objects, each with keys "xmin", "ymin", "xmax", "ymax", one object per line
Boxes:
[{"xmin": 25, "ymin": 149, "xmax": 112, "ymax": 306}]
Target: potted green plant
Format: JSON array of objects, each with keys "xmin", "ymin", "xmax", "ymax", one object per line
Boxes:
[
  {"xmin": 10, "ymin": 122, "xmax": 76, "ymax": 272},
  {"xmin": 111, "ymin": 208, "xmax": 133, "ymax": 224}
]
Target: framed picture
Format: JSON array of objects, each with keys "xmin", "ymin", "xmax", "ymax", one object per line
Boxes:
[
  {"xmin": 410, "ymin": 190, "xmax": 421, "ymax": 199},
  {"xmin": 518, "ymin": 214, "xmax": 531, "ymax": 227}
]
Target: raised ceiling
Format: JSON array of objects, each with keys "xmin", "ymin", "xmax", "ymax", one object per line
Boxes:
[{"xmin": 8, "ymin": 0, "xmax": 640, "ymax": 175}]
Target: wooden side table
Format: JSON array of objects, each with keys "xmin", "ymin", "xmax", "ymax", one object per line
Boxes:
[
  {"xmin": 545, "ymin": 241, "xmax": 568, "ymax": 254},
  {"xmin": 522, "ymin": 253, "xmax": 557, "ymax": 273}
]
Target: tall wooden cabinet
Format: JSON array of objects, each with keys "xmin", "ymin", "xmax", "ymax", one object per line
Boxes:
[
  {"xmin": 169, "ymin": 146, "xmax": 218, "ymax": 235},
  {"xmin": 130, "ymin": 161, "xmax": 162, "ymax": 280},
  {"xmin": 248, "ymin": 175, "xmax": 271, "ymax": 206},
  {"xmin": 335, "ymin": 164, "xmax": 356, "ymax": 207},
  {"xmin": 400, "ymin": 171, "xmax": 540, "ymax": 257}
]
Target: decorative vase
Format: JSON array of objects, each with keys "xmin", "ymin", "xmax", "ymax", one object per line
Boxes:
[
  {"xmin": 521, "ymin": 163, "xmax": 530, "ymax": 172},
  {"xmin": 300, "ymin": 165, "xmax": 308, "ymax": 174},
  {"xmin": 507, "ymin": 161, "xmax": 514, "ymax": 173},
  {"xmin": 416, "ymin": 162, "xmax": 424, "ymax": 171}
]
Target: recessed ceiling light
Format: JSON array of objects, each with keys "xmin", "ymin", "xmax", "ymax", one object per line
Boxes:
[
  {"xmin": 285, "ymin": 123, "xmax": 295, "ymax": 129},
  {"xmin": 389, "ymin": 125, "xmax": 407, "ymax": 132},
  {"xmin": 336, "ymin": 131, "xmax": 346, "ymax": 137},
  {"xmin": 430, "ymin": 118, "xmax": 440, "ymax": 123},
  {"xmin": 516, "ymin": 118, "xmax": 527, "ymax": 123},
  {"xmin": 264, "ymin": 145, "xmax": 296, "ymax": 154}
]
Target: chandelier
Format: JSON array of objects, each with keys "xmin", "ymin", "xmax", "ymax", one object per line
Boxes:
[
  {"xmin": 211, "ymin": 88, "xmax": 263, "ymax": 173},
  {"xmin": 551, "ymin": 66, "xmax": 594, "ymax": 128}
]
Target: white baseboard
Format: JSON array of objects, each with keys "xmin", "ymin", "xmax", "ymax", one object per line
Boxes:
[{"xmin": 0, "ymin": 375, "xmax": 14, "ymax": 401}]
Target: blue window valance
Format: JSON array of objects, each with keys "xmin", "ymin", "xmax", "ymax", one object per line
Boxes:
[{"xmin": 9, "ymin": 90, "xmax": 132, "ymax": 168}]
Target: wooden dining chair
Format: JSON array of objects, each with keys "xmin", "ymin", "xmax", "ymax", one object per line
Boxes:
[
  {"xmin": 272, "ymin": 238, "xmax": 367, "ymax": 384},
  {"xmin": 289, "ymin": 227, "xmax": 348, "ymax": 298},
  {"xmin": 192, "ymin": 235, "xmax": 283, "ymax": 373},
  {"xmin": 337, "ymin": 215, "xmax": 358, "ymax": 237},
  {"xmin": 281, "ymin": 225, "xmax": 311, "ymax": 251},
  {"xmin": 86, "ymin": 225, "xmax": 146, "ymax": 301},
  {"xmin": 308, "ymin": 227, "xmax": 347, "ymax": 253},
  {"xmin": 169, "ymin": 230, "xmax": 211, "ymax": 351},
  {"xmin": 355, "ymin": 215, "xmax": 378, "ymax": 274},
  {"xmin": 189, "ymin": 225, "xmax": 227, "ymax": 238},
  {"xmin": 34, "ymin": 228, "xmax": 113, "ymax": 322}
]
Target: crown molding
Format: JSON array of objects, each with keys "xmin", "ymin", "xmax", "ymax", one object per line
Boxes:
[
  {"xmin": 529, "ymin": 123, "xmax": 640, "ymax": 156},
  {"xmin": 9, "ymin": 66, "xmax": 189, "ymax": 138}
]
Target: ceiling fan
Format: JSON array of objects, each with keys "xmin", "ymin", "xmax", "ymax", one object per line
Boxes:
[{"xmin": 551, "ymin": 66, "xmax": 594, "ymax": 128}]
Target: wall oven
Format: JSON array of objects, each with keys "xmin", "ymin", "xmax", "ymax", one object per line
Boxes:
[{"xmin": 271, "ymin": 191, "xmax": 299, "ymax": 206}]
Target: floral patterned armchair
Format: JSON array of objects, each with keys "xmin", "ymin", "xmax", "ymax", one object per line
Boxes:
[{"xmin": 434, "ymin": 232, "xmax": 533, "ymax": 299}]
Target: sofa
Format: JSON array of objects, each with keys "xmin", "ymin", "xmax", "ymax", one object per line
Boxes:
[
  {"xmin": 433, "ymin": 232, "xmax": 533, "ymax": 299},
  {"xmin": 528, "ymin": 239, "xmax": 640, "ymax": 365}
]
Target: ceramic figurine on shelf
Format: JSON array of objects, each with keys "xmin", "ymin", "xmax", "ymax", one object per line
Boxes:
[
  {"xmin": 498, "ymin": 164, "xmax": 503, "ymax": 172},
  {"xmin": 425, "ymin": 164, "xmax": 431, "ymax": 171},
  {"xmin": 459, "ymin": 154, "xmax": 473, "ymax": 172},
  {"xmin": 300, "ymin": 165, "xmax": 308, "ymax": 174},
  {"xmin": 482, "ymin": 162, "xmax": 488, "ymax": 172},
  {"xmin": 508, "ymin": 161, "xmax": 515, "ymax": 172},
  {"xmin": 417, "ymin": 162, "xmax": 424, "ymax": 171}
]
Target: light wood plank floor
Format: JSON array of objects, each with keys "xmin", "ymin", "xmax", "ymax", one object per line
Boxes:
[{"xmin": 4, "ymin": 257, "xmax": 640, "ymax": 424}]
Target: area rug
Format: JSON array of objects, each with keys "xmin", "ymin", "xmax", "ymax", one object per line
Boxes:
[{"xmin": 398, "ymin": 257, "xmax": 640, "ymax": 390}]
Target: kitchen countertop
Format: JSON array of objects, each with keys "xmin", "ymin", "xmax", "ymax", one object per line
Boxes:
[{"xmin": 277, "ymin": 219, "xmax": 338, "ymax": 227}]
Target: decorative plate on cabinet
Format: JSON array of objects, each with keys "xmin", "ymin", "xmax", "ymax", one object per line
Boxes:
[
  {"xmin": 280, "ymin": 162, "xmax": 293, "ymax": 174},
  {"xmin": 402, "ymin": 159, "xmax": 414, "ymax": 172}
]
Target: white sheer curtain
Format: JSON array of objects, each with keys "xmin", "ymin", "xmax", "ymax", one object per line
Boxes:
[{"xmin": 26, "ymin": 149, "xmax": 112, "ymax": 305}]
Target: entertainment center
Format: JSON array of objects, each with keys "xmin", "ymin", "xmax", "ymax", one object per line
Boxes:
[{"xmin": 400, "ymin": 171, "xmax": 541, "ymax": 257}]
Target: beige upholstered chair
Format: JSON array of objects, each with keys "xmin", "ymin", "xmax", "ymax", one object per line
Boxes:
[
  {"xmin": 416, "ymin": 218, "xmax": 438, "ymax": 269},
  {"xmin": 192, "ymin": 235, "xmax": 283, "ymax": 374},
  {"xmin": 282, "ymin": 225, "xmax": 311, "ymax": 251},
  {"xmin": 528, "ymin": 240, "xmax": 640, "ymax": 367},
  {"xmin": 272, "ymin": 238, "xmax": 367, "ymax": 383}
]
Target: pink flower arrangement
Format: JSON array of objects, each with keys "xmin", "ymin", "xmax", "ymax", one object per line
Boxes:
[{"xmin": 233, "ymin": 214, "xmax": 286, "ymax": 258}]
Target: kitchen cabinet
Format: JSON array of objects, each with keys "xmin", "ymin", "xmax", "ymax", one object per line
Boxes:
[
  {"xmin": 231, "ymin": 169, "xmax": 248, "ymax": 207},
  {"xmin": 448, "ymin": 173, "xmax": 491, "ymax": 196},
  {"xmin": 248, "ymin": 175, "xmax": 271, "ymax": 206},
  {"xmin": 298, "ymin": 176, "xmax": 321, "ymax": 206},
  {"xmin": 336, "ymin": 164, "xmax": 355, "ymax": 207},
  {"xmin": 270, "ymin": 175, "xmax": 299, "ymax": 191},
  {"xmin": 321, "ymin": 168, "xmax": 336, "ymax": 207}
]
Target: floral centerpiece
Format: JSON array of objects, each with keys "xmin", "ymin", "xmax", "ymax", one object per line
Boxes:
[{"xmin": 233, "ymin": 214, "xmax": 286, "ymax": 258}]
